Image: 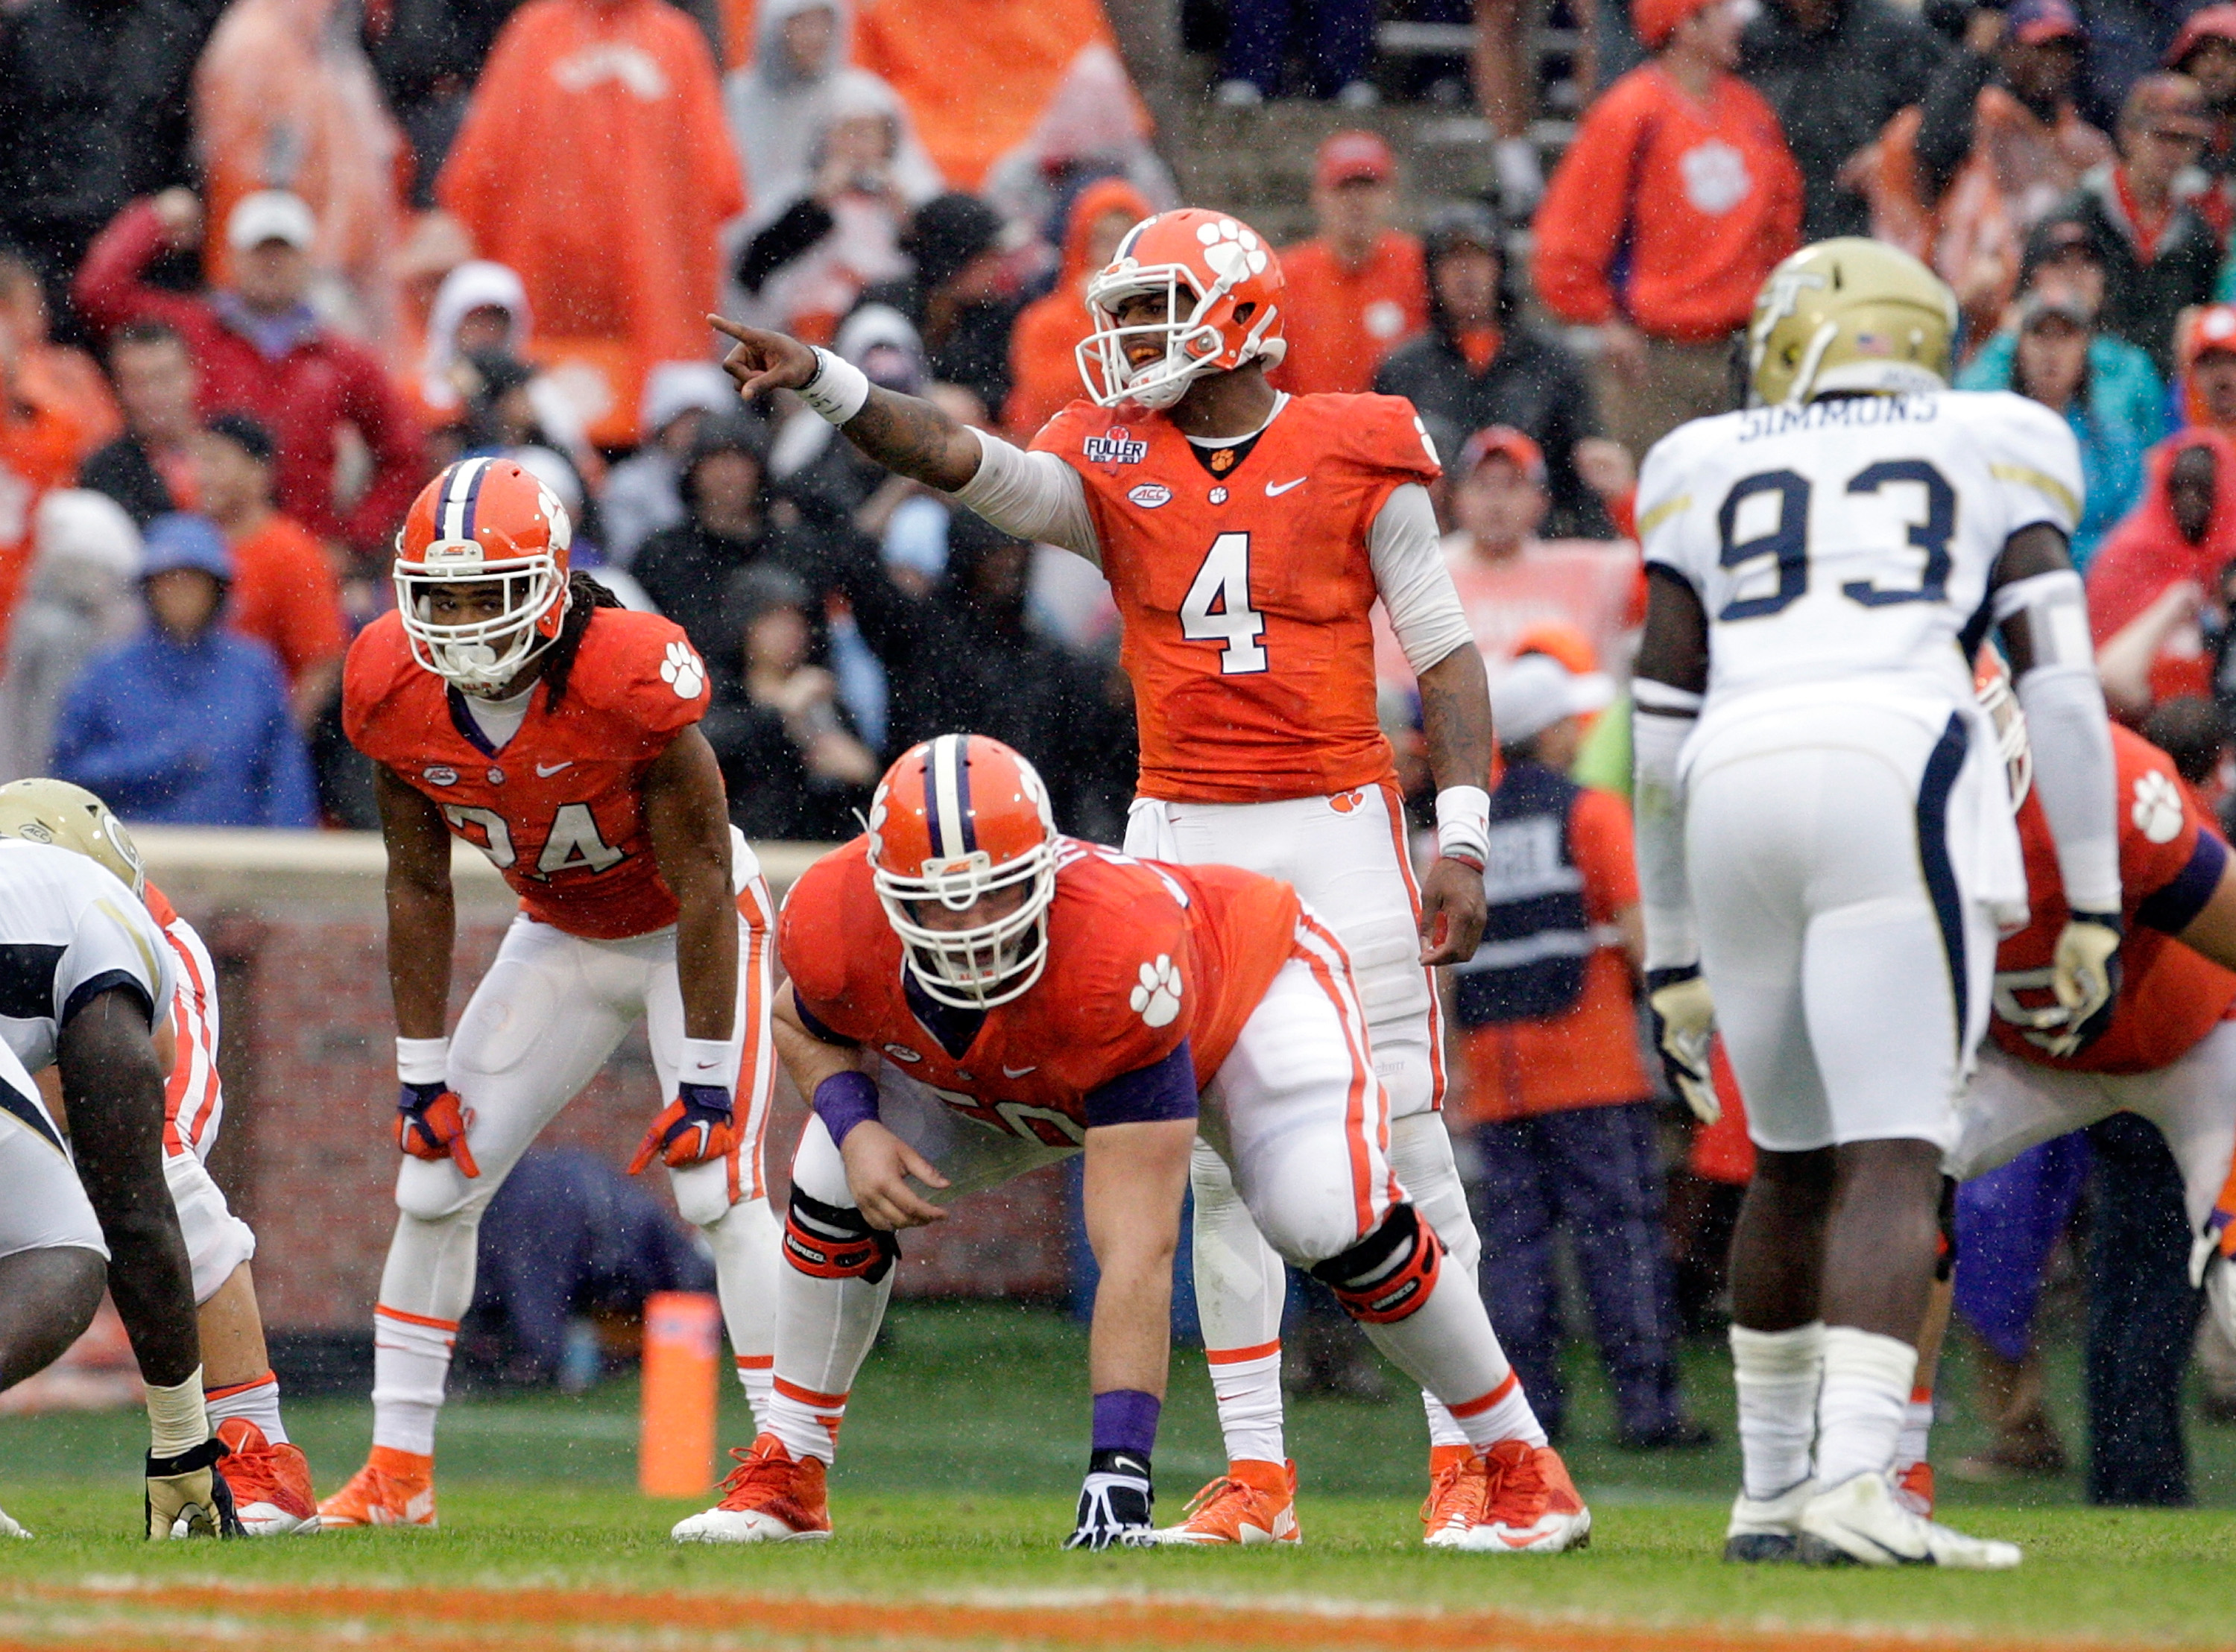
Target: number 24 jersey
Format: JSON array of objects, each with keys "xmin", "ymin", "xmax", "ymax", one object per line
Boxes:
[
  {"xmin": 344, "ymin": 607, "xmax": 711, "ymax": 940},
  {"xmin": 1637, "ymin": 390, "xmax": 2083, "ymax": 710}
]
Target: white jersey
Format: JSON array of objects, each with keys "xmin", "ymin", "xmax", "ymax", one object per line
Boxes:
[
  {"xmin": 1637, "ymin": 390, "xmax": 2082, "ymax": 721},
  {"xmin": 0, "ymin": 840, "xmax": 175, "ymax": 1074}
]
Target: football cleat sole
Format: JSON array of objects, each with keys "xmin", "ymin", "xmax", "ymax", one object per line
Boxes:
[{"xmin": 672, "ymin": 1508, "xmax": 832, "ymax": 1545}]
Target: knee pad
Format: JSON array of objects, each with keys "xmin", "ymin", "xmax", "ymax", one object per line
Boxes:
[
  {"xmin": 394, "ymin": 1155, "xmax": 494, "ymax": 1222},
  {"xmin": 1936, "ymin": 1174, "xmax": 1958, "ymax": 1283},
  {"xmin": 1309, "ymin": 1202, "xmax": 1444, "ymax": 1325},
  {"xmin": 783, "ymin": 1187, "xmax": 898, "ymax": 1285}
]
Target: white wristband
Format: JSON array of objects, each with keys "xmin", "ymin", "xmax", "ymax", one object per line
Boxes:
[
  {"xmin": 1435, "ymin": 785, "xmax": 1492, "ymax": 863},
  {"xmin": 397, "ymin": 1037, "xmax": 450, "ymax": 1086},
  {"xmin": 145, "ymin": 1367, "xmax": 209, "ymax": 1458},
  {"xmin": 798, "ymin": 347, "xmax": 871, "ymax": 425},
  {"xmin": 679, "ymin": 1036, "xmax": 733, "ymax": 1089}
]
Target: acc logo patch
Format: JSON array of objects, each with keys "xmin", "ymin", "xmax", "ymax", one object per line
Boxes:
[
  {"xmin": 2132, "ymin": 770, "xmax": 2185, "ymax": 844},
  {"xmin": 423, "ymin": 765, "xmax": 459, "ymax": 786},
  {"xmin": 1085, "ymin": 429, "xmax": 1148, "ymax": 465},
  {"xmin": 1127, "ymin": 484, "xmax": 1172, "ymax": 508},
  {"xmin": 660, "ymin": 640, "xmax": 706, "ymax": 700},
  {"xmin": 882, "ymin": 1042, "xmax": 923, "ymax": 1063},
  {"xmin": 1129, "ymin": 955, "xmax": 1184, "ymax": 1028}
]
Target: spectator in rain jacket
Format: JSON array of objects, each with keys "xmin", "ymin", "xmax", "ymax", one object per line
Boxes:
[{"xmin": 51, "ymin": 513, "xmax": 316, "ymax": 827}]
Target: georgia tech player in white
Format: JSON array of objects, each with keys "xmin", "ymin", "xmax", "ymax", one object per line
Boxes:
[{"xmin": 1630, "ymin": 240, "xmax": 2121, "ymax": 1569}]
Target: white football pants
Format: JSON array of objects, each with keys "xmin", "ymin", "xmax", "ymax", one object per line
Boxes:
[
  {"xmin": 1126, "ymin": 782, "xmax": 1482, "ymax": 1450},
  {"xmin": 370, "ymin": 849, "xmax": 780, "ymax": 1453},
  {"xmin": 0, "ymin": 1037, "xmax": 104, "ymax": 1264}
]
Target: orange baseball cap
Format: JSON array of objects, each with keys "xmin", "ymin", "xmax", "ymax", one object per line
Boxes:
[
  {"xmin": 1633, "ymin": 0, "xmax": 1720, "ymax": 51},
  {"xmin": 1459, "ymin": 424, "xmax": 1547, "ymax": 483},
  {"xmin": 1316, "ymin": 130, "xmax": 1395, "ymax": 189},
  {"xmin": 2184, "ymin": 303, "xmax": 2236, "ymax": 370}
]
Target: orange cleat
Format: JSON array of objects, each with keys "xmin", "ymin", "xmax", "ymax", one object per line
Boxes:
[
  {"xmin": 1150, "ymin": 1458, "xmax": 1300, "ymax": 1545},
  {"xmin": 215, "ymin": 1420, "xmax": 320, "ymax": 1535},
  {"xmin": 318, "ymin": 1445, "xmax": 435, "ymax": 1529},
  {"xmin": 1893, "ymin": 1458, "xmax": 1936, "ymax": 1518},
  {"xmin": 670, "ymin": 1434, "xmax": 833, "ymax": 1543},
  {"xmin": 1422, "ymin": 1440, "xmax": 1591, "ymax": 1553}
]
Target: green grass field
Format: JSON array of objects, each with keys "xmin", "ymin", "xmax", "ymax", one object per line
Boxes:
[{"xmin": 4, "ymin": 1304, "xmax": 2235, "ymax": 1649}]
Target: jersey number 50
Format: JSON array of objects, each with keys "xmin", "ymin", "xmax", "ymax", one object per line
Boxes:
[
  {"xmin": 1718, "ymin": 460, "xmax": 1956, "ymax": 621},
  {"xmin": 1179, "ymin": 531, "xmax": 1269, "ymax": 674}
]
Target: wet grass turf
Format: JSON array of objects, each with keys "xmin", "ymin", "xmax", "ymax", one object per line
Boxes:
[{"xmin": 2, "ymin": 1303, "xmax": 2235, "ymax": 1646}]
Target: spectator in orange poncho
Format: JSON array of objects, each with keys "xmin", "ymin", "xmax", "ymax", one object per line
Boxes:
[
  {"xmin": 2088, "ymin": 430, "xmax": 2236, "ymax": 719},
  {"xmin": 439, "ymin": 0, "xmax": 745, "ymax": 445},
  {"xmin": 193, "ymin": 0, "xmax": 408, "ymax": 355},
  {"xmin": 1002, "ymin": 177, "xmax": 1149, "ymax": 440},
  {"xmin": 0, "ymin": 249, "xmax": 116, "ymax": 463},
  {"xmin": 853, "ymin": 0, "xmax": 1147, "ymax": 193}
]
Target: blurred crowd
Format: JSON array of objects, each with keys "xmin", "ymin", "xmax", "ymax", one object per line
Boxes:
[{"xmin": 10, "ymin": 0, "xmax": 2236, "ymax": 1482}]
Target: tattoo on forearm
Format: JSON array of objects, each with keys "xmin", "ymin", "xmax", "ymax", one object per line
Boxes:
[
  {"xmin": 1419, "ymin": 655, "xmax": 1494, "ymax": 791},
  {"xmin": 846, "ymin": 388, "xmax": 971, "ymax": 487}
]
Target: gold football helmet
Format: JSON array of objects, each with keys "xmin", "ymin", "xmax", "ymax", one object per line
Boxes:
[
  {"xmin": 1746, "ymin": 238, "xmax": 1957, "ymax": 408},
  {"xmin": 0, "ymin": 778, "xmax": 146, "ymax": 896}
]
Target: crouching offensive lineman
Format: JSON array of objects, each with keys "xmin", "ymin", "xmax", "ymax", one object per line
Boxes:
[{"xmin": 673, "ymin": 735, "xmax": 1589, "ymax": 1552}]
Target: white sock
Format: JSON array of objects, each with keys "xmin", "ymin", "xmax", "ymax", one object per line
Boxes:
[
  {"xmin": 1731, "ymin": 1321, "xmax": 1823, "ymax": 1500},
  {"xmin": 205, "ymin": 1372, "xmax": 287, "ymax": 1446},
  {"xmin": 767, "ymin": 1377, "xmax": 848, "ymax": 1465},
  {"xmin": 1190, "ymin": 1140, "xmax": 1289, "ymax": 1464},
  {"xmin": 704, "ymin": 1197, "xmax": 779, "ymax": 1430},
  {"xmin": 1893, "ymin": 1387, "xmax": 1933, "ymax": 1476},
  {"xmin": 1357, "ymin": 1274, "xmax": 1547, "ymax": 1449},
  {"xmin": 1815, "ymin": 1326, "xmax": 1918, "ymax": 1490},
  {"xmin": 370, "ymin": 1306, "xmax": 454, "ymax": 1457},
  {"xmin": 1207, "ymin": 1346, "xmax": 1284, "ymax": 1463},
  {"xmin": 1387, "ymin": 1113, "xmax": 1480, "ymax": 1453}
]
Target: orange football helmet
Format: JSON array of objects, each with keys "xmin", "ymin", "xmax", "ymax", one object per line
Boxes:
[
  {"xmin": 867, "ymin": 734, "xmax": 1059, "ymax": 1007},
  {"xmin": 1976, "ymin": 648, "xmax": 2032, "ymax": 811},
  {"xmin": 394, "ymin": 457, "xmax": 573, "ymax": 692},
  {"xmin": 1077, "ymin": 208, "xmax": 1287, "ymax": 410}
]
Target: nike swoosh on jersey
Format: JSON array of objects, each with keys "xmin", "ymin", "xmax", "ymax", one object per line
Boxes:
[
  {"xmin": 536, "ymin": 761, "xmax": 575, "ymax": 776},
  {"xmin": 1265, "ymin": 477, "xmax": 1307, "ymax": 496},
  {"xmin": 1002, "ymin": 1064, "xmax": 1038, "ymax": 1077}
]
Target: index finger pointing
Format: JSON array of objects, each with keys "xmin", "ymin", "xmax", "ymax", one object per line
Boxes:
[{"xmin": 707, "ymin": 314, "xmax": 754, "ymax": 344}]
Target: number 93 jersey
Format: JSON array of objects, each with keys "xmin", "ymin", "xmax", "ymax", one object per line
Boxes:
[
  {"xmin": 1637, "ymin": 390, "xmax": 2082, "ymax": 712},
  {"xmin": 1032, "ymin": 393, "xmax": 1441, "ymax": 804},
  {"xmin": 344, "ymin": 606, "xmax": 712, "ymax": 940}
]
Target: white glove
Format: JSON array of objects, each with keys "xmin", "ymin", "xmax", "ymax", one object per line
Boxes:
[
  {"xmin": 1647, "ymin": 966, "xmax": 1719, "ymax": 1124},
  {"xmin": 2044, "ymin": 912, "xmax": 2122, "ymax": 1057}
]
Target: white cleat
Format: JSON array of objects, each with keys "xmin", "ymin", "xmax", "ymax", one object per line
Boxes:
[
  {"xmin": 1797, "ymin": 1472, "xmax": 2021, "ymax": 1569},
  {"xmin": 1725, "ymin": 1477, "xmax": 1813, "ymax": 1563},
  {"xmin": 670, "ymin": 1505, "xmax": 831, "ymax": 1544},
  {"xmin": 0, "ymin": 1504, "xmax": 28, "ymax": 1539}
]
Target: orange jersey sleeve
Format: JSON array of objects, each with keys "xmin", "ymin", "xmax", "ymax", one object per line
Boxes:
[
  {"xmin": 1033, "ymin": 393, "xmax": 1438, "ymax": 804},
  {"xmin": 1992, "ymin": 725, "xmax": 2236, "ymax": 1074},
  {"xmin": 345, "ymin": 609, "xmax": 712, "ymax": 940}
]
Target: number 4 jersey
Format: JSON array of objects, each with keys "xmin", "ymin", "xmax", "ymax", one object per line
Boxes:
[
  {"xmin": 1637, "ymin": 390, "xmax": 2083, "ymax": 716},
  {"xmin": 344, "ymin": 607, "xmax": 712, "ymax": 940},
  {"xmin": 1031, "ymin": 393, "xmax": 1442, "ymax": 804}
]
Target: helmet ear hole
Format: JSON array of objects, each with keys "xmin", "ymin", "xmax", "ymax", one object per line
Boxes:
[{"xmin": 1234, "ymin": 301, "xmax": 1257, "ymax": 325}]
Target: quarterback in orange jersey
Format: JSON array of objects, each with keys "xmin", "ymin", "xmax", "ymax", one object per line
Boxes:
[
  {"xmin": 0, "ymin": 779, "xmax": 315, "ymax": 1534},
  {"xmin": 320, "ymin": 458, "xmax": 781, "ymax": 1529},
  {"xmin": 1741, "ymin": 674, "xmax": 2236, "ymax": 1521},
  {"xmin": 712, "ymin": 204, "xmax": 1509, "ymax": 1542},
  {"xmin": 674, "ymin": 736, "xmax": 1587, "ymax": 1553}
]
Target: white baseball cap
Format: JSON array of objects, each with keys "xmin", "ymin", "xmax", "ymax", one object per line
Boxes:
[
  {"xmin": 227, "ymin": 190, "xmax": 318, "ymax": 252},
  {"xmin": 1492, "ymin": 653, "xmax": 1615, "ymax": 745}
]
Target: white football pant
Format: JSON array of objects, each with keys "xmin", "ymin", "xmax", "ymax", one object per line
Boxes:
[{"xmin": 1127, "ymin": 782, "xmax": 1484, "ymax": 1450}]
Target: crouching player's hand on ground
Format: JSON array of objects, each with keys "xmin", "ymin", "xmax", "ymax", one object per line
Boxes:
[
  {"xmin": 839, "ymin": 1121, "xmax": 950, "ymax": 1230},
  {"xmin": 146, "ymin": 1437, "xmax": 244, "ymax": 1539},
  {"xmin": 1067, "ymin": 1452, "xmax": 1155, "ymax": 1550}
]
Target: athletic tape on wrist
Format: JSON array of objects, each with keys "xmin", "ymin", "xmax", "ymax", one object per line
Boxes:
[
  {"xmin": 798, "ymin": 348, "xmax": 871, "ymax": 425},
  {"xmin": 1435, "ymin": 785, "xmax": 1491, "ymax": 864},
  {"xmin": 396, "ymin": 1037, "xmax": 449, "ymax": 1086},
  {"xmin": 812, "ymin": 1070, "xmax": 881, "ymax": 1147},
  {"xmin": 145, "ymin": 1367, "xmax": 209, "ymax": 1458}
]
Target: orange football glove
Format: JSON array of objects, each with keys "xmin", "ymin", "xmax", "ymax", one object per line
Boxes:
[
  {"xmin": 628, "ymin": 1084, "xmax": 737, "ymax": 1174},
  {"xmin": 397, "ymin": 1081, "xmax": 479, "ymax": 1177}
]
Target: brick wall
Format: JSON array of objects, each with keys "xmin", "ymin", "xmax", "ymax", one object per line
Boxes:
[{"xmin": 142, "ymin": 830, "xmax": 1070, "ymax": 1334}]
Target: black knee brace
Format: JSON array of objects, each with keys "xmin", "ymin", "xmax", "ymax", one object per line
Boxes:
[
  {"xmin": 783, "ymin": 1187, "xmax": 898, "ymax": 1284},
  {"xmin": 1309, "ymin": 1203, "xmax": 1444, "ymax": 1324}
]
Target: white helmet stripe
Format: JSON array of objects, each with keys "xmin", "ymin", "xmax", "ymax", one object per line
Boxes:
[
  {"xmin": 439, "ymin": 456, "xmax": 495, "ymax": 543},
  {"xmin": 927, "ymin": 734, "xmax": 968, "ymax": 860}
]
